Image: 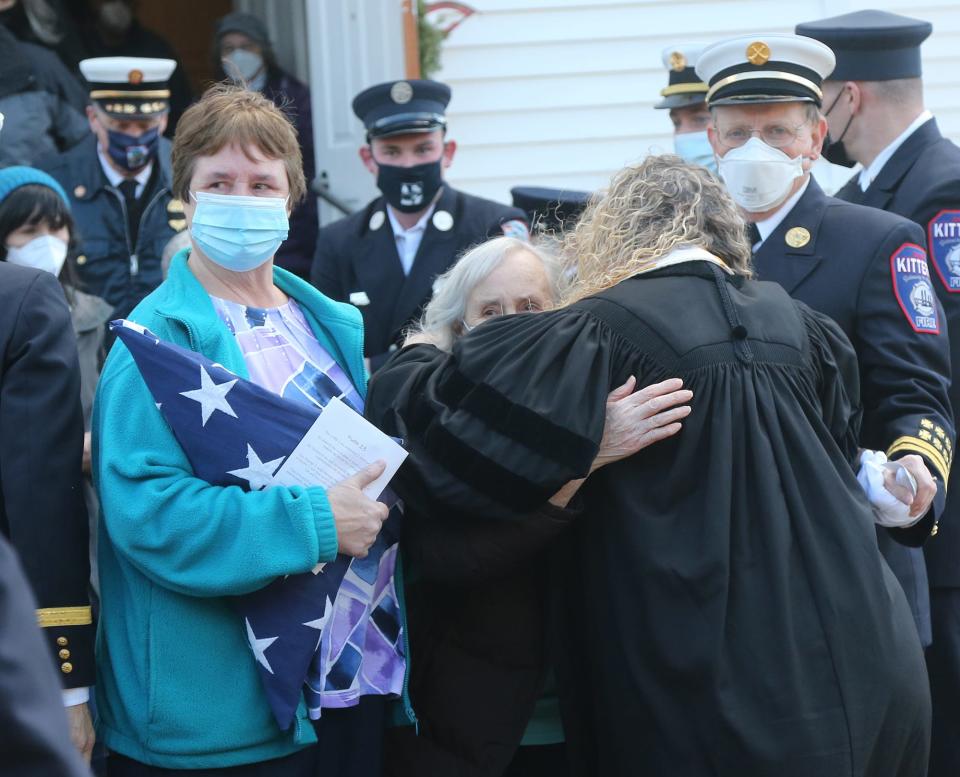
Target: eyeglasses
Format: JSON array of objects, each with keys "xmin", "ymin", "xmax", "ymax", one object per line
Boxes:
[{"xmin": 714, "ymin": 122, "xmax": 807, "ymax": 150}]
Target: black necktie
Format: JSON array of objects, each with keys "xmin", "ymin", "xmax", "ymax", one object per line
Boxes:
[
  {"xmin": 118, "ymin": 178, "xmax": 140, "ymax": 248},
  {"xmin": 747, "ymin": 222, "xmax": 761, "ymax": 249}
]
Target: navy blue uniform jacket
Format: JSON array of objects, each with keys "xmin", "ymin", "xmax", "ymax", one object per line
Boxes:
[
  {"xmin": 311, "ymin": 185, "xmax": 527, "ymax": 371},
  {"xmin": 40, "ymin": 134, "xmax": 185, "ymax": 321},
  {"xmin": 837, "ymin": 118, "xmax": 960, "ymax": 588},
  {"xmin": 0, "ymin": 264, "xmax": 93, "ymax": 687},
  {"xmin": 754, "ymin": 178, "xmax": 954, "ymax": 643}
]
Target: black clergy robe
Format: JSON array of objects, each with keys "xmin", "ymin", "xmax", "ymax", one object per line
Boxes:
[{"xmin": 367, "ymin": 261, "xmax": 930, "ymax": 777}]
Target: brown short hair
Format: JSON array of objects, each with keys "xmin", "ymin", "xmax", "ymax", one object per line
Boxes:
[{"xmin": 172, "ymin": 83, "xmax": 306, "ymax": 205}]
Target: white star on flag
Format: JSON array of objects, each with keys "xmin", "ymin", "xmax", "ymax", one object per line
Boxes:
[
  {"xmin": 228, "ymin": 444, "xmax": 285, "ymax": 490},
  {"xmin": 180, "ymin": 366, "xmax": 238, "ymax": 426},
  {"xmin": 303, "ymin": 596, "xmax": 334, "ymax": 650},
  {"xmin": 245, "ymin": 617, "xmax": 279, "ymax": 674}
]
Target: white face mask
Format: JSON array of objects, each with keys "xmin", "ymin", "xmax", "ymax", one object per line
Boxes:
[
  {"xmin": 717, "ymin": 136, "xmax": 805, "ymax": 213},
  {"xmin": 6, "ymin": 235, "xmax": 68, "ymax": 277},
  {"xmin": 223, "ymin": 49, "xmax": 265, "ymax": 84}
]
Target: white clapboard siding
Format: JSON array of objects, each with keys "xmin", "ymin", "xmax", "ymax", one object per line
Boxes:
[{"xmin": 435, "ymin": 0, "xmax": 960, "ymax": 204}]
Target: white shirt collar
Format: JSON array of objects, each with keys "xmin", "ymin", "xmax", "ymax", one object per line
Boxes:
[
  {"xmin": 753, "ymin": 177, "xmax": 811, "ymax": 248},
  {"xmin": 386, "ymin": 202, "xmax": 435, "ymax": 237},
  {"xmin": 387, "ymin": 203, "xmax": 436, "ymax": 276},
  {"xmin": 858, "ymin": 110, "xmax": 933, "ymax": 191},
  {"xmin": 97, "ymin": 144, "xmax": 153, "ymax": 198}
]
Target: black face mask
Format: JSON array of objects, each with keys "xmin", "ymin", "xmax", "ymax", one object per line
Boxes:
[
  {"xmin": 376, "ymin": 159, "xmax": 443, "ymax": 213},
  {"xmin": 822, "ymin": 89, "xmax": 857, "ymax": 168}
]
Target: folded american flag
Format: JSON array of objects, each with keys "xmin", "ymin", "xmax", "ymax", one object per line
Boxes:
[{"xmin": 110, "ymin": 319, "xmax": 405, "ymax": 731}]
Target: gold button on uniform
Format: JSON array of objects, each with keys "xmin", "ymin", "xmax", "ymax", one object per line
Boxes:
[
  {"xmin": 932, "ymin": 523, "xmax": 940, "ymax": 537},
  {"xmin": 61, "ymin": 662, "xmax": 73, "ymax": 674},
  {"xmin": 59, "ymin": 649, "xmax": 70, "ymax": 660},
  {"xmin": 785, "ymin": 227, "xmax": 811, "ymax": 248},
  {"xmin": 73, "ymin": 185, "xmax": 86, "ymax": 198},
  {"xmin": 57, "ymin": 637, "xmax": 68, "ymax": 647},
  {"xmin": 77, "ymin": 254, "xmax": 87, "ymax": 265}
]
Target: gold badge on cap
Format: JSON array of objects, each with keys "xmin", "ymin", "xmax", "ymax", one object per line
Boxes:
[
  {"xmin": 432, "ymin": 210, "xmax": 454, "ymax": 232},
  {"xmin": 669, "ymin": 51, "xmax": 687, "ymax": 72},
  {"xmin": 128, "ymin": 69, "xmax": 144, "ymax": 84},
  {"xmin": 746, "ymin": 41, "xmax": 771, "ymax": 66},
  {"xmin": 785, "ymin": 227, "xmax": 811, "ymax": 248},
  {"xmin": 390, "ymin": 81, "xmax": 413, "ymax": 105},
  {"xmin": 369, "ymin": 210, "xmax": 386, "ymax": 231}
]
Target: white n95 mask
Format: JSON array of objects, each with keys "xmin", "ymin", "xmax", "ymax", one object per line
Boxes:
[
  {"xmin": 717, "ymin": 137, "xmax": 804, "ymax": 213},
  {"xmin": 6, "ymin": 234, "xmax": 68, "ymax": 277}
]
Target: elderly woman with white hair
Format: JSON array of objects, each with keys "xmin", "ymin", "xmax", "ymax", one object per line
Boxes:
[
  {"xmin": 369, "ymin": 156, "xmax": 931, "ymax": 777},
  {"xmin": 378, "ymin": 234, "xmax": 692, "ymax": 777},
  {"xmin": 415, "ymin": 236, "xmax": 560, "ymax": 350}
]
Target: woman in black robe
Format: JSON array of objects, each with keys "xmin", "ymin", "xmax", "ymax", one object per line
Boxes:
[{"xmin": 367, "ymin": 156, "xmax": 930, "ymax": 777}]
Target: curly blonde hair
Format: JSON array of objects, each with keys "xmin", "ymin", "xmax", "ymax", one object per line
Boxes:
[{"xmin": 560, "ymin": 155, "xmax": 752, "ymax": 304}]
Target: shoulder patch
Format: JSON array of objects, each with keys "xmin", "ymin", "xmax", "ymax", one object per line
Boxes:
[
  {"xmin": 927, "ymin": 210, "xmax": 960, "ymax": 293},
  {"xmin": 500, "ymin": 218, "xmax": 530, "ymax": 241},
  {"xmin": 891, "ymin": 242, "xmax": 940, "ymax": 334}
]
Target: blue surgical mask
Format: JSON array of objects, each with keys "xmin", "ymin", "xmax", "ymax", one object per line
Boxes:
[
  {"xmin": 674, "ymin": 130, "xmax": 717, "ymax": 174},
  {"xmin": 189, "ymin": 191, "xmax": 289, "ymax": 272},
  {"xmin": 107, "ymin": 126, "xmax": 160, "ymax": 172}
]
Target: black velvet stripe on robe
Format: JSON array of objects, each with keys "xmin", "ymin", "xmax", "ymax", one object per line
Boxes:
[{"xmin": 367, "ymin": 262, "xmax": 931, "ymax": 777}]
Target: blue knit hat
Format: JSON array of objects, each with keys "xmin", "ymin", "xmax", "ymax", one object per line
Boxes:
[{"xmin": 0, "ymin": 166, "xmax": 70, "ymax": 210}]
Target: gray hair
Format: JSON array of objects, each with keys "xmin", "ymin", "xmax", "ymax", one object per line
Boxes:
[{"xmin": 414, "ymin": 236, "xmax": 561, "ymax": 352}]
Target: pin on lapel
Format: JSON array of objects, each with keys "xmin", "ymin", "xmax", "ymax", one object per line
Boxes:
[
  {"xmin": 432, "ymin": 210, "xmax": 454, "ymax": 231},
  {"xmin": 785, "ymin": 227, "xmax": 811, "ymax": 248},
  {"xmin": 369, "ymin": 211, "xmax": 385, "ymax": 231}
]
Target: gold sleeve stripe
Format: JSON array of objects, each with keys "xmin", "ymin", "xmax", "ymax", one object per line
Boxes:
[
  {"xmin": 887, "ymin": 436, "xmax": 951, "ymax": 486},
  {"xmin": 36, "ymin": 606, "xmax": 92, "ymax": 628}
]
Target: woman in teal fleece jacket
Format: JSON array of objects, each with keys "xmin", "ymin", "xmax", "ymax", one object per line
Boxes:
[{"xmin": 92, "ymin": 85, "xmax": 391, "ymax": 775}]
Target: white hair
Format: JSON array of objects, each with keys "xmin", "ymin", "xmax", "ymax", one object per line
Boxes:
[{"xmin": 414, "ymin": 236, "xmax": 561, "ymax": 352}]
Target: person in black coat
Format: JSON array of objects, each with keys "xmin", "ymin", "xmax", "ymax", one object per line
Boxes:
[
  {"xmin": 311, "ymin": 79, "xmax": 529, "ymax": 372},
  {"xmin": 0, "ymin": 533, "xmax": 91, "ymax": 777},
  {"xmin": 378, "ymin": 236, "xmax": 692, "ymax": 777},
  {"xmin": 212, "ymin": 11, "xmax": 319, "ymax": 280},
  {"xmin": 795, "ymin": 12, "xmax": 960, "ymax": 776},
  {"xmin": 0, "ymin": 23, "xmax": 90, "ymax": 167},
  {"xmin": 368, "ymin": 156, "xmax": 932, "ymax": 777},
  {"xmin": 698, "ymin": 31, "xmax": 953, "ymax": 653},
  {"xmin": 0, "ymin": 261, "xmax": 94, "ymax": 763}
]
